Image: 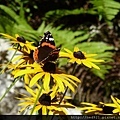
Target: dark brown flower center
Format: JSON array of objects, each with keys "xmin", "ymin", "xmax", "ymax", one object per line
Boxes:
[
  {"xmin": 42, "ymin": 62, "xmax": 56, "ymax": 73},
  {"xmin": 29, "ymin": 50, "xmax": 34, "ymax": 59},
  {"xmin": 73, "ymin": 51, "xmax": 86, "ymax": 59},
  {"xmin": 39, "ymin": 93, "xmax": 51, "ymax": 106},
  {"xmin": 17, "ymin": 36, "xmax": 26, "ymax": 43}
]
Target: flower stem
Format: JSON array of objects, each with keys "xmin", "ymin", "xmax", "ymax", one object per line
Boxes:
[
  {"xmin": 0, "ymin": 77, "xmax": 20, "ymax": 102},
  {"xmin": 0, "ymin": 45, "xmax": 18, "ymax": 74},
  {"xmin": 59, "ymin": 62, "xmax": 77, "ymax": 105},
  {"xmin": 30, "ymin": 84, "xmax": 43, "ymax": 115}
]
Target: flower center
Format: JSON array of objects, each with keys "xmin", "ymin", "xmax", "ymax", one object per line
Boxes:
[
  {"xmin": 39, "ymin": 93, "xmax": 51, "ymax": 106},
  {"xmin": 17, "ymin": 36, "xmax": 26, "ymax": 43},
  {"xmin": 42, "ymin": 62, "xmax": 56, "ymax": 73},
  {"xmin": 29, "ymin": 50, "xmax": 34, "ymax": 59},
  {"xmin": 73, "ymin": 51, "xmax": 86, "ymax": 59}
]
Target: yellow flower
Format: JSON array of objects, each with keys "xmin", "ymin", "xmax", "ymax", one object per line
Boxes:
[
  {"xmin": 59, "ymin": 47, "xmax": 104, "ymax": 69},
  {"xmin": 0, "ymin": 33, "xmax": 35, "ymax": 52},
  {"xmin": 101, "ymin": 96, "xmax": 120, "ymax": 114},
  {"xmin": 0, "ymin": 33, "xmax": 36, "ymax": 67},
  {"xmin": 17, "ymin": 85, "xmax": 75, "ymax": 115},
  {"xmin": 12, "ymin": 49, "xmax": 35, "ymax": 65},
  {"xmin": 14, "ymin": 62, "xmax": 80, "ymax": 92},
  {"xmin": 79, "ymin": 102, "xmax": 102, "ymax": 114}
]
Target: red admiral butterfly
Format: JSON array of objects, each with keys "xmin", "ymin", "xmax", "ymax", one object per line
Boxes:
[{"xmin": 33, "ymin": 31, "xmax": 60, "ymax": 64}]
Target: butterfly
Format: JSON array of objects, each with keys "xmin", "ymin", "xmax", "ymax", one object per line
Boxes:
[{"xmin": 33, "ymin": 31, "xmax": 60, "ymax": 64}]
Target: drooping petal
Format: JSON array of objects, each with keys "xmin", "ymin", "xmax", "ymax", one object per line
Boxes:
[
  {"xmin": 82, "ymin": 60, "xmax": 92, "ymax": 68},
  {"xmin": 80, "ymin": 102, "xmax": 97, "ymax": 107},
  {"xmin": 113, "ymin": 109, "xmax": 119, "ymax": 113},
  {"xmin": 24, "ymin": 74, "xmax": 30, "ymax": 85},
  {"xmin": 84, "ymin": 60, "xmax": 100, "ymax": 69},
  {"xmin": 19, "ymin": 105, "xmax": 29, "ymax": 113},
  {"xmin": 12, "ymin": 55, "xmax": 23, "ymax": 62},
  {"xmin": 34, "ymin": 105, "xmax": 42, "ymax": 112},
  {"xmin": 15, "ymin": 59, "xmax": 25, "ymax": 68},
  {"xmin": 87, "ymin": 58, "xmax": 104, "ymax": 62},
  {"xmin": 63, "ymin": 76, "xmax": 78, "ymax": 87},
  {"xmin": 61, "ymin": 79, "xmax": 75, "ymax": 92},
  {"xmin": 0, "ymin": 33, "xmax": 17, "ymax": 41},
  {"xmin": 43, "ymin": 73, "xmax": 50, "ymax": 91},
  {"xmin": 42, "ymin": 106, "xmax": 47, "ymax": 115},
  {"xmin": 63, "ymin": 74, "xmax": 81, "ymax": 83},
  {"xmin": 51, "ymin": 74, "xmax": 65, "ymax": 92},
  {"xmin": 85, "ymin": 54, "xmax": 97, "ymax": 57},
  {"xmin": 30, "ymin": 72, "xmax": 45, "ymax": 87},
  {"xmin": 14, "ymin": 69, "xmax": 35, "ymax": 78},
  {"xmin": 25, "ymin": 86, "xmax": 36, "ymax": 97},
  {"xmin": 111, "ymin": 96, "xmax": 120, "ymax": 112}
]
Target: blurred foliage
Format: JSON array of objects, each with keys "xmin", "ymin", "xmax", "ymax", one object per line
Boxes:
[{"xmin": 0, "ymin": 0, "xmax": 120, "ymax": 104}]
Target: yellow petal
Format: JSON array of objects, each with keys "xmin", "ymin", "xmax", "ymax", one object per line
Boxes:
[
  {"xmin": 85, "ymin": 109, "xmax": 100, "ymax": 113},
  {"xmin": 85, "ymin": 60, "xmax": 100, "ymax": 69},
  {"xmin": 60, "ymin": 108, "xmax": 68, "ymax": 115},
  {"xmin": 64, "ymin": 48, "xmax": 73, "ymax": 54},
  {"xmin": 18, "ymin": 102, "xmax": 33, "ymax": 106},
  {"xmin": 69, "ymin": 59, "xmax": 75, "ymax": 63},
  {"xmin": 30, "ymin": 72, "xmax": 45, "ymax": 87},
  {"xmin": 104, "ymin": 104, "xmax": 116, "ymax": 107},
  {"xmin": 113, "ymin": 109, "xmax": 119, "ymax": 113},
  {"xmin": 42, "ymin": 106, "xmax": 47, "ymax": 115},
  {"xmin": 43, "ymin": 73, "xmax": 50, "ymax": 91},
  {"xmin": 34, "ymin": 105, "xmax": 42, "ymax": 112},
  {"xmin": 15, "ymin": 59, "xmax": 25, "ymax": 68},
  {"xmin": 61, "ymin": 79, "xmax": 75, "ymax": 92},
  {"xmin": 59, "ymin": 52, "xmax": 72, "ymax": 58},
  {"xmin": 51, "ymin": 74, "xmax": 65, "ymax": 92},
  {"xmin": 24, "ymin": 74, "xmax": 30, "ymax": 85},
  {"xmin": 15, "ymin": 34, "xmax": 19, "ymax": 38},
  {"xmin": 19, "ymin": 105, "xmax": 28, "ymax": 113},
  {"xmin": 14, "ymin": 69, "xmax": 35, "ymax": 78},
  {"xmin": 82, "ymin": 60, "xmax": 92, "ymax": 68},
  {"xmin": 64, "ymin": 76, "xmax": 78, "ymax": 87},
  {"xmin": 80, "ymin": 102, "xmax": 97, "ymax": 107},
  {"xmin": 0, "ymin": 33, "xmax": 16, "ymax": 41},
  {"xmin": 111, "ymin": 96, "xmax": 120, "ymax": 112},
  {"xmin": 74, "ymin": 46, "xmax": 79, "ymax": 52},
  {"xmin": 85, "ymin": 54, "xmax": 97, "ymax": 57},
  {"xmin": 87, "ymin": 58, "xmax": 104, "ymax": 62},
  {"xmin": 76, "ymin": 59, "xmax": 82, "ymax": 64},
  {"xmin": 25, "ymin": 86, "xmax": 36, "ymax": 97},
  {"xmin": 12, "ymin": 55, "xmax": 23, "ymax": 62},
  {"xmin": 63, "ymin": 74, "xmax": 81, "ymax": 82}
]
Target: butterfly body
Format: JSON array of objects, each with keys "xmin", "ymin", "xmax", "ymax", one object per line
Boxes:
[{"xmin": 33, "ymin": 31, "xmax": 60, "ymax": 64}]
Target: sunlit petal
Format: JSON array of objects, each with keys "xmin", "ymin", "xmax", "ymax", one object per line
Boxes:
[
  {"xmin": 34, "ymin": 105, "xmax": 42, "ymax": 112},
  {"xmin": 52, "ymin": 74, "xmax": 65, "ymax": 92},
  {"xmin": 82, "ymin": 60, "xmax": 92, "ymax": 68},
  {"xmin": 43, "ymin": 73, "xmax": 50, "ymax": 91},
  {"xmin": 64, "ymin": 48, "xmax": 73, "ymax": 54},
  {"xmin": 42, "ymin": 106, "xmax": 47, "ymax": 115},
  {"xmin": 63, "ymin": 74, "xmax": 81, "ymax": 82},
  {"xmin": 74, "ymin": 46, "xmax": 79, "ymax": 52},
  {"xmin": 0, "ymin": 33, "xmax": 16, "ymax": 41},
  {"xmin": 30, "ymin": 73, "xmax": 45, "ymax": 87},
  {"xmin": 14, "ymin": 69, "xmax": 35, "ymax": 78},
  {"xmin": 25, "ymin": 86, "xmax": 36, "ymax": 97}
]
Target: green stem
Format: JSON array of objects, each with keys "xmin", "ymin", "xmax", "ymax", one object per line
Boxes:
[
  {"xmin": 0, "ymin": 45, "xmax": 18, "ymax": 74},
  {"xmin": 30, "ymin": 84, "xmax": 43, "ymax": 115},
  {"xmin": 0, "ymin": 77, "xmax": 20, "ymax": 102},
  {"xmin": 59, "ymin": 62, "xmax": 77, "ymax": 105}
]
